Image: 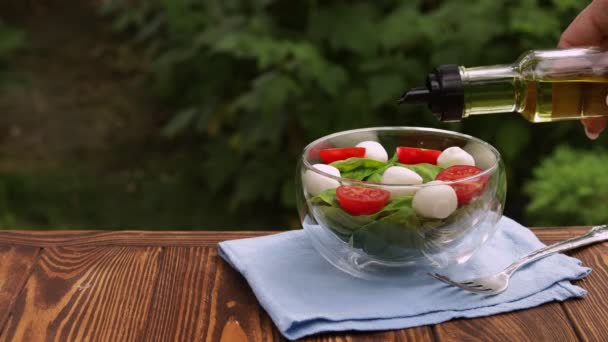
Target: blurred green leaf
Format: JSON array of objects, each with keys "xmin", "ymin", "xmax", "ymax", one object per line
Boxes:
[
  {"xmin": 161, "ymin": 108, "xmax": 198, "ymax": 138},
  {"xmin": 367, "ymin": 74, "xmax": 405, "ymax": 107},
  {"xmin": 495, "ymin": 119, "xmax": 531, "ymax": 162},
  {"xmin": 308, "ymin": 3, "xmax": 380, "ymax": 55},
  {"xmin": 0, "ymin": 22, "xmax": 25, "ymax": 87},
  {"xmin": 379, "ymin": 3, "xmax": 423, "ymax": 50},
  {"xmin": 280, "ymin": 179, "xmax": 296, "ymax": 208},
  {"xmin": 0, "ymin": 29, "xmax": 24, "ymax": 57},
  {"xmin": 525, "ymin": 146, "xmax": 608, "ymax": 225},
  {"xmin": 510, "ymin": 1, "xmax": 561, "ymax": 39},
  {"xmin": 232, "ymin": 71, "xmax": 299, "ymax": 114},
  {"xmin": 552, "ymin": 0, "xmax": 585, "ymax": 11}
]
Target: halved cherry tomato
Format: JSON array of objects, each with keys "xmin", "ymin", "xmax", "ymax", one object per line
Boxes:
[
  {"xmin": 436, "ymin": 165, "xmax": 488, "ymax": 205},
  {"xmin": 319, "ymin": 147, "xmax": 365, "ymax": 164},
  {"xmin": 336, "ymin": 185, "xmax": 390, "ymax": 216},
  {"xmin": 396, "ymin": 147, "xmax": 441, "ymax": 165}
]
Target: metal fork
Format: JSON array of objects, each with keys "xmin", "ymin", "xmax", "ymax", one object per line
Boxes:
[{"xmin": 429, "ymin": 224, "xmax": 608, "ymax": 295}]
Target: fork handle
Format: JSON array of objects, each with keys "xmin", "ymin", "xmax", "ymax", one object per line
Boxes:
[{"xmin": 505, "ymin": 225, "xmax": 608, "ymax": 275}]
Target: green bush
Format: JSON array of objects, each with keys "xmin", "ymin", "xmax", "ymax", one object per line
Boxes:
[
  {"xmin": 102, "ymin": 0, "xmax": 592, "ymax": 224},
  {"xmin": 525, "ymin": 146, "xmax": 608, "ymax": 225},
  {"xmin": 0, "ymin": 21, "xmax": 24, "ymax": 228},
  {"xmin": 0, "ymin": 20, "xmax": 24, "ymax": 86}
]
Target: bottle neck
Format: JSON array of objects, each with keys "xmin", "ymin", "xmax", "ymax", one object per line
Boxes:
[{"xmin": 460, "ymin": 64, "xmax": 524, "ymax": 117}]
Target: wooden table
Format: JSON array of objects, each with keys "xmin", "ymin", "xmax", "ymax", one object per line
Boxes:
[{"xmin": 0, "ymin": 227, "xmax": 605, "ymax": 341}]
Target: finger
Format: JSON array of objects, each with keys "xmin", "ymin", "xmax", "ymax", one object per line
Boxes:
[
  {"xmin": 559, "ymin": 0, "xmax": 608, "ymax": 48},
  {"xmin": 582, "ymin": 117, "xmax": 608, "ymax": 140}
]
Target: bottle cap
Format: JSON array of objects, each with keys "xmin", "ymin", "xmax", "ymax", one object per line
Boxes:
[{"xmin": 399, "ymin": 65, "xmax": 464, "ymax": 122}]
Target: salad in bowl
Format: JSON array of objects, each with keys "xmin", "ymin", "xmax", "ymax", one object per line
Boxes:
[{"xmin": 296, "ymin": 127, "xmax": 506, "ymax": 280}]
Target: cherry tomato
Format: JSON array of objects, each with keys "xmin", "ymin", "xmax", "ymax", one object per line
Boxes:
[
  {"xmin": 396, "ymin": 147, "xmax": 441, "ymax": 165},
  {"xmin": 319, "ymin": 147, "xmax": 365, "ymax": 163},
  {"xmin": 336, "ymin": 185, "xmax": 390, "ymax": 216},
  {"xmin": 436, "ymin": 165, "xmax": 488, "ymax": 205}
]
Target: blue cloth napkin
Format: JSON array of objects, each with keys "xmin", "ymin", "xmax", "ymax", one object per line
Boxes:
[{"xmin": 218, "ymin": 217, "xmax": 590, "ymax": 340}]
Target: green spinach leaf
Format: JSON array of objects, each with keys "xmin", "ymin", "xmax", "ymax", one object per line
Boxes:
[
  {"xmin": 314, "ymin": 205, "xmax": 375, "ymax": 237},
  {"xmin": 330, "ymin": 157, "xmax": 387, "ymax": 181},
  {"xmin": 330, "ymin": 157, "xmax": 386, "ymax": 171},
  {"xmin": 365, "ymin": 173, "xmax": 383, "ymax": 183},
  {"xmin": 362, "ymin": 163, "xmax": 392, "ymax": 182},
  {"xmin": 381, "ymin": 195, "xmax": 414, "ymax": 212},
  {"xmin": 388, "ymin": 151, "xmax": 399, "ymax": 164},
  {"xmin": 351, "ymin": 207, "xmax": 425, "ymax": 260},
  {"xmin": 310, "ymin": 188, "xmax": 338, "ymax": 206}
]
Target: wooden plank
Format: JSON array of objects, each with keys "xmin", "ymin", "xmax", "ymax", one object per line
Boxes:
[
  {"xmin": 533, "ymin": 226, "xmax": 588, "ymax": 232},
  {"xmin": 143, "ymin": 247, "xmax": 217, "ymax": 341},
  {"xmin": 258, "ymin": 308, "xmax": 287, "ymax": 342},
  {"xmin": 0, "ymin": 245, "xmax": 161, "ymax": 341},
  {"xmin": 534, "ymin": 227, "xmax": 584, "ymax": 244},
  {"xmin": 0, "ymin": 227, "xmax": 590, "ymax": 248},
  {"xmin": 561, "ymin": 241, "xmax": 608, "ymax": 341},
  {"xmin": 531, "ymin": 226, "xmax": 608, "ymax": 340},
  {"xmin": 434, "ymin": 303, "xmax": 579, "ymax": 342},
  {"xmin": 0, "ymin": 246, "xmax": 39, "ymax": 335},
  {"xmin": 300, "ymin": 329, "xmax": 434, "ymax": 342},
  {"xmin": 0, "ymin": 230, "xmax": 275, "ymax": 247},
  {"xmin": 202, "ymin": 251, "xmax": 269, "ymax": 341}
]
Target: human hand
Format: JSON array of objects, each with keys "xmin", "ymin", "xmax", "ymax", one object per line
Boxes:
[{"xmin": 559, "ymin": 0, "xmax": 608, "ymax": 139}]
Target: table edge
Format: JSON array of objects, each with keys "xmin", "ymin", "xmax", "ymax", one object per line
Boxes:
[{"xmin": 0, "ymin": 226, "xmax": 590, "ymax": 247}]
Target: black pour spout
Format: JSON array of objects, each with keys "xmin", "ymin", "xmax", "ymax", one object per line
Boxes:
[
  {"xmin": 398, "ymin": 64, "xmax": 465, "ymax": 122},
  {"xmin": 398, "ymin": 87, "xmax": 431, "ymax": 105}
]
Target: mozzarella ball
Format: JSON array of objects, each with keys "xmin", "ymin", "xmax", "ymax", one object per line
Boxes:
[
  {"xmin": 413, "ymin": 184, "xmax": 458, "ymax": 219},
  {"xmin": 356, "ymin": 141, "xmax": 388, "ymax": 162},
  {"xmin": 303, "ymin": 164, "xmax": 341, "ymax": 196},
  {"xmin": 437, "ymin": 146, "xmax": 475, "ymax": 168},
  {"xmin": 381, "ymin": 166, "xmax": 423, "ymax": 198}
]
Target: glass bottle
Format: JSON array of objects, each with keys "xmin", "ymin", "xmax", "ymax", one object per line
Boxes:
[{"xmin": 399, "ymin": 47, "xmax": 608, "ymax": 123}]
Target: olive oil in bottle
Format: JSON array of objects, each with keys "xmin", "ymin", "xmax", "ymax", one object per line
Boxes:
[{"xmin": 400, "ymin": 47, "xmax": 608, "ymax": 123}]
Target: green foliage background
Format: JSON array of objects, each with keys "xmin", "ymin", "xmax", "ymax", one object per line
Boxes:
[
  {"xmin": 2, "ymin": 0, "xmax": 607, "ymax": 229},
  {"xmin": 0, "ymin": 20, "xmax": 24, "ymax": 86},
  {"xmin": 0, "ymin": 20, "xmax": 24, "ymax": 228},
  {"xmin": 103, "ymin": 0, "xmax": 607, "ymax": 225},
  {"xmin": 525, "ymin": 146, "xmax": 608, "ymax": 225}
]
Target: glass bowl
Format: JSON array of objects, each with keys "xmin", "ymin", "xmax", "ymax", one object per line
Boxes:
[{"xmin": 296, "ymin": 127, "xmax": 506, "ymax": 280}]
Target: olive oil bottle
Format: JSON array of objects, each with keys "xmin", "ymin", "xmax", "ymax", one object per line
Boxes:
[{"xmin": 400, "ymin": 47, "xmax": 608, "ymax": 123}]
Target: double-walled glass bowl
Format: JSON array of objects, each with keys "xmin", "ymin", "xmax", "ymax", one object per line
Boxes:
[{"xmin": 296, "ymin": 127, "xmax": 506, "ymax": 280}]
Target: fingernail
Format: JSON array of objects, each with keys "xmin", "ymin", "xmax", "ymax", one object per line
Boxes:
[{"xmin": 585, "ymin": 127, "xmax": 600, "ymax": 140}]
